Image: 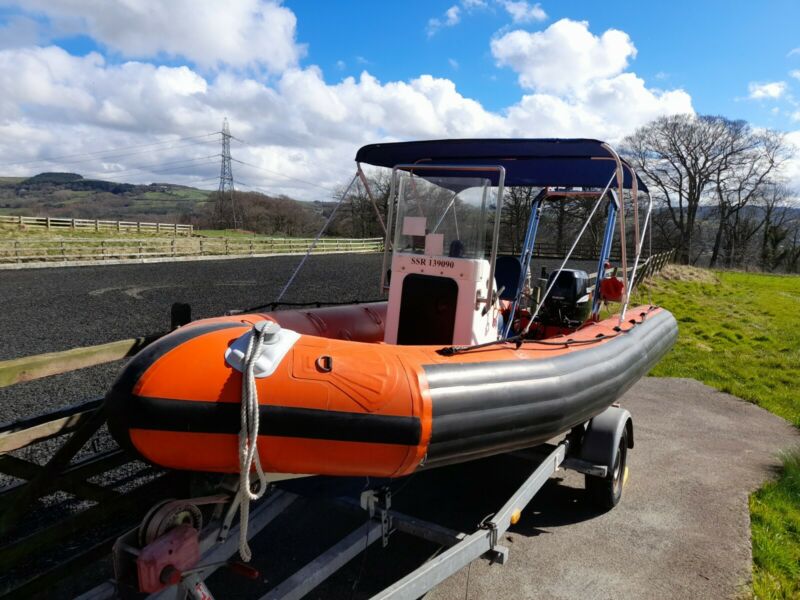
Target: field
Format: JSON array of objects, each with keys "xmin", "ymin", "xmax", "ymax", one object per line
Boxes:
[{"xmin": 639, "ymin": 267, "xmax": 800, "ymax": 598}]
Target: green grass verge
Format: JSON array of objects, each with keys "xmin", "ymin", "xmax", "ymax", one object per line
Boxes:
[
  {"xmin": 640, "ymin": 268, "xmax": 800, "ymax": 598},
  {"xmin": 0, "ymin": 226, "xmax": 187, "ymax": 240},
  {"xmin": 750, "ymin": 450, "xmax": 800, "ymax": 598},
  {"xmin": 645, "ymin": 270, "xmax": 800, "ymax": 426}
]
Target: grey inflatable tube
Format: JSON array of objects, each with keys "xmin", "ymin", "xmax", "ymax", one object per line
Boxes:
[{"xmin": 421, "ymin": 309, "xmax": 678, "ymax": 468}]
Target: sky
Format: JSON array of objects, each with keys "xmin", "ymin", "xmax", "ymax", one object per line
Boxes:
[{"xmin": 0, "ymin": 0, "xmax": 799, "ymax": 200}]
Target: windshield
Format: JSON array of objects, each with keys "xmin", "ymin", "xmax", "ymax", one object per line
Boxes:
[{"xmin": 393, "ymin": 174, "xmax": 494, "ymax": 260}]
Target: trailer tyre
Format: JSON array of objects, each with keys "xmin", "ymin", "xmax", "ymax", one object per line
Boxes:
[{"xmin": 585, "ymin": 426, "xmax": 628, "ymax": 510}]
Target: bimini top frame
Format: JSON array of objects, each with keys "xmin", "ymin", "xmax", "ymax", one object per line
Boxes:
[{"xmin": 355, "ymin": 138, "xmax": 651, "ymax": 322}]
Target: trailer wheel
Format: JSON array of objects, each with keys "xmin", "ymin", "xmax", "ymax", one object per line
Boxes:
[{"xmin": 585, "ymin": 426, "xmax": 628, "ymax": 510}]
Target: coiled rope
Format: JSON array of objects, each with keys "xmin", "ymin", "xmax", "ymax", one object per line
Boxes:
[{"xmin": 236, "ymin": 324, "xmax": 270, "ymax": 561}]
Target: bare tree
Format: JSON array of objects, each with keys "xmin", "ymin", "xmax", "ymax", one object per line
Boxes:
[{"xmin": 622, "ymin": 114, "xmax": 783, "ymax": 264}]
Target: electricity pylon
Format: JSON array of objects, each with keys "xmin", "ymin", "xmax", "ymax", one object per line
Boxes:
[{"xmin": 214, "ymin": 118, "xmax": 239, "ymax": 229}]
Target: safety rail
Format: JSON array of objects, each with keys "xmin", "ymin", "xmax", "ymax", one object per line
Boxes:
[
  {"xmin": 0, "ymin": 214, "xmax": 193, "ymax": 235},
  {"xmin": 0, "ymin": 236, "xmax": 384, "ymax": 265},
  {"xmin": 0, "ymin": 248, "xmax": 674, "ymax": 596}
]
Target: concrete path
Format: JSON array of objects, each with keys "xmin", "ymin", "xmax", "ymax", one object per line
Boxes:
[
  {"xmin": 426, "ymin": 377, "xmax": 798, "ymax": 600},
  {"xmin": 211, "ymin": 377, "xmax": 799, "ymax": 600}
]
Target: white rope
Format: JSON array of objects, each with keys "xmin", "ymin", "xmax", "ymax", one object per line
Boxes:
[{"xmin": 236, "ymin": 325, "xmax": 270, "ymax": 561}]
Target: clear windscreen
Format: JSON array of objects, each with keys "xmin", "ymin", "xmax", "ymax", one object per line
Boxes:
[{"xmin": 393, "ymin": 174, "xmax": 494, "ymax": 260}]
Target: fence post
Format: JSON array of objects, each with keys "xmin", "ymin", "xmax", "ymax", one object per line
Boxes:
[
  {"xmin": 71, "ymin": 218, "xmax": 75, "ymax": 231},
  {"xmin": 138, "ymin": 240, "xmax": 143, "ymax": 259},
  {"xmin": 60, "ymin": 241, "xmax": 65, "ymax": 261},
  {"xmin": 249, "ymin": 239, "xmax": 254, "ymax": 256},
  {"xmin": 157, "ymin": 222, "xmax": 161, "ymax": 234},
  {"xmin": 137, "ymin": 222, "xmax": 141, "ymax": 233},
  {"xmin": 225, "ymin": 238, "xmax": 229, "ymax": 255},
  {"xmin": 18, "ymin": 215, "xmax": 23, "ymax": 230},
  {"xmin": 101, "ymin": 240, "xmax": 105, "ymax": 260},
  {"xmin": 14, "ymin": 240, "xmax": 19, "ymax": 264},
  {"xmin": 46, "ymin": 217, "xmax": 51, "ymax": 231},
  {"xmin": 171, "ymin": 238, "xmax": 176, "ymax": 257},
  {"xmin": 94, "ymin": 219, "xmax": 99, "ymax": 232},
  {"xmin": 199, "ymin": 239, "xmax": 204, "ymax": 256},
  {"xmin": 117, "ymin": 220, "xmax": 121, "ymax": 233}
]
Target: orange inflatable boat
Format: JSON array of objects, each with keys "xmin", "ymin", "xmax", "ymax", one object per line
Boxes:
[{"xmin": 106, "ymin": 139, "xmax": 677, "ymax": 479}]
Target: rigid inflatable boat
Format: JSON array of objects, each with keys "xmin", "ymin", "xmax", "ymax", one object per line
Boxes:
[{"xmin": 107, "ymin": 138, "xmax": 678, "ymax": 479}]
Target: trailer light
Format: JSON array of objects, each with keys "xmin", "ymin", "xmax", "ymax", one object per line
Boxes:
[{"xmin": 510, "ymin": 509, "xmax": 522, "ymax": 525}]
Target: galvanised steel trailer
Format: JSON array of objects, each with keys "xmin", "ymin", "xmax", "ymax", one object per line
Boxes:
[{"xmin": 80, "ymin": 404, "xmax": 632, "ymax": 600}]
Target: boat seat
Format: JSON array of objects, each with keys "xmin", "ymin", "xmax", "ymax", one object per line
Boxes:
[{"xmin": 494, "ymin": 256, "xmax": 522, "ymax": 301}]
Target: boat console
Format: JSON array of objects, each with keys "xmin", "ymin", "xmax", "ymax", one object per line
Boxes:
[{"xmin": 383, "ymin": 171, "xmax": 502, "ymax": 346}]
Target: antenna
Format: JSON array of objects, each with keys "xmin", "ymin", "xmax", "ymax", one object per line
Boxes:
[{"xmin": 214, "ymin": 118, "xmax": 239, "ymax": 229}]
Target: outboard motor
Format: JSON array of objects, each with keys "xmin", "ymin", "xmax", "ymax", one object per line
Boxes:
[{"xmin": 541, "ymin": 269, "xmax": 590, "ymax": 327}]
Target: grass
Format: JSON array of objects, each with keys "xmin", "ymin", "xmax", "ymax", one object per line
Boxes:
[
  {"xmin": 0, "ymin": 225, "xmax": 187, "ymax": 240},
  {"xmin": 750, "ymin": 451, "xmax": 800, "ymax": 598},
  {"xmin": 642, "ymin": 268, "xmax": 800, "ymax": 426},
  {"xmin": 638, "ymin": 267, "xmax": 800, "ymax": 598}
]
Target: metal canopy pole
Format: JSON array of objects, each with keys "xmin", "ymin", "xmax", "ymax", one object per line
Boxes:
[
  {"xmin": 590, "ymin": 195, "xmax": 618, "ymax": 320},
  {"xmin": 275, "ymin": 172, "xmax": 359, "ymax": 303},
  {"xmin": 620, "ymin": 190, "xmax": 653, "ymax": 319},
  {"xmin": 599, "ymin": 144, "xmax": 628, "ymax": 322},
  {"xmin": 503, "ymin": 189, "xmax": 545, "ymax": 338}
]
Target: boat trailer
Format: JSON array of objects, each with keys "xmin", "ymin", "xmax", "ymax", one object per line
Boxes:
[{"xmin": 78, "ymin": 405, "xmax": 631, "ymax": 600}]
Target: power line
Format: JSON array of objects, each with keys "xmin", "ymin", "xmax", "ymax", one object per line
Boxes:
[
  {"xmin": 32, "ymin": 138, "xmax": 221, "ymax": 170},
  {"xmin": 0, "ymin": 132, "xmax": 222, "ymax": 168},
  {"xmin": 231, "ymin": 157, "xmax": 341, "ymax": 194},
  {"xmin": 80, "ymin": 154, "xmax": 220, "ymax": 179}
]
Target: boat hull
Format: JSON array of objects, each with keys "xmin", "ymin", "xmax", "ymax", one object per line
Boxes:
[{"xmin": 106, "ymin": 304, "xmax": 677, "ymax": 477}]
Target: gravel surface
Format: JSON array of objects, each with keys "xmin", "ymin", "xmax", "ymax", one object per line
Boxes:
[{"xmin": 0, "ymin": 253, "xmax": 594, "ymax": 421}]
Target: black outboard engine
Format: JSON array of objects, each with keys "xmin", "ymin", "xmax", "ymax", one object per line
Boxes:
[{"xmin": 541, "ymin": 269, "xmax": 590, "ymax": 327}]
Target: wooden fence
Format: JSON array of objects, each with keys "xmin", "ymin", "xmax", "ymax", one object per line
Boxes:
[
  {"xmin": 0, "ymin": 214, "xmax": 193, "ymax": 235},
  {"xmin": 0, "ymin": 236, "xmax": 385, "ymax": 265}
]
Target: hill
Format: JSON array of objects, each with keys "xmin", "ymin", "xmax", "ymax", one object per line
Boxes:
[
  {"xmin": 0, "ymin": 172, "xmax": 213, "ymax": 224},
  {"xmin": 0, "ymin": 172, "xmax": 348, "ymax": 238}
]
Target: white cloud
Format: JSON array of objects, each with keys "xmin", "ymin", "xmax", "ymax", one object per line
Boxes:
[
  {"xmin": 788, "ymin": 48, "xmax": 800, "ymax": 57},
  {"xmin": 448, "ymin": 58, "xmax": 459, "ymax": 70},
  {"xmin": 427, "ymin": 5, "xmax": 461, "ymax": 36},
  {"xmin": 783, "ymin": 131, "xmax": 800, "ymax": 192},
  {"xmin": 0, "ymin": 15, "xmax": 696, "ymax": 201},
  {"xmin": 500, "ymin": 1, "xmax": 547, "ymax": 23},
  {"xmin": 748, "ymin": 81, "xmax": 788, "ymax": 100},
  {"xmin": 0, "ymin": 0, "xmax": 305, "ymax": 72},
  {"xmin": 790, "ymin": 70, "xmax": 800, "ymax": 81},
  {"xmin": 0, "ymin": 15, "xmax": 42, "ymax": 49},
  {"xmin": 336, "ymin": 60, "xmax": 346, "ymax": 70},
  {"xmin": 491, "ymin": 19, "xmax": 636, "ymax": 94}
]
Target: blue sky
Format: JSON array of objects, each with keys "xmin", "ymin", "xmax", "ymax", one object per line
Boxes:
[
  {"xmin": 286, "ymin": 0, "xmax": 800, "ymax": 129},
  {"xmin": 0, "ymin": 1, "xmax": 798, "ymax": 197}
]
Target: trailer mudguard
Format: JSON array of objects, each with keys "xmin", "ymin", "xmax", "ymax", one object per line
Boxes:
[{"xmin": 579, "ymin": 406, "xmax": 633, "ymax": 473}]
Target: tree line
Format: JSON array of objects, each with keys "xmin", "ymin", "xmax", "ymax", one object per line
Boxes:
[{"xmin": 208, "ymin": 114, "xmax": 798, "ymax": 273}]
